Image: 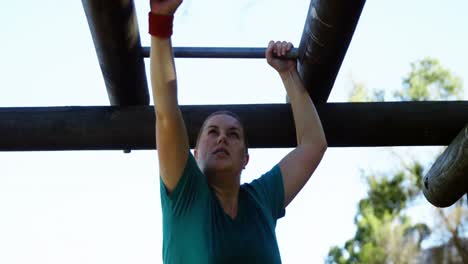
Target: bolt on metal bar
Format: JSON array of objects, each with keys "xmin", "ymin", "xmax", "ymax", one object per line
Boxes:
[{"xmin": 141, "ymin": 47, "xmax": 299, "ymax": 59}]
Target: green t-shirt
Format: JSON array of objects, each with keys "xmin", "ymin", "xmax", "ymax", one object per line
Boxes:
[{"xmin": 160, "ymin": 152, "xmax": 285, "ymax": 264}]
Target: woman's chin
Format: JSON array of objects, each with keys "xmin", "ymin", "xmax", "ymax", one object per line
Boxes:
[{"xmin": 206, "ymin": 160, "xmax": 232, "ymax": 172}]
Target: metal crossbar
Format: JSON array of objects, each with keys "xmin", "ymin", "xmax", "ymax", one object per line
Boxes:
[{"xmin": 141, "ymin": 47, "xmax": 299, "ymax": 59}]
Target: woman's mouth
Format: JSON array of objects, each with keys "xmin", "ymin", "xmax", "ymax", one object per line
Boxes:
[{"xmin": 213, "ymin": 147, "xmax": 229, "ymax": 156}]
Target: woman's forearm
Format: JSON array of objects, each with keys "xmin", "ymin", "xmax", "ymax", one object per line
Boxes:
[
  {"xmin": 280, "ymin": 69, "xmax": 327, "ymax": 148},
  {"xmin": 150, "ymin": 36, "xmax": 178, "ymax": 115}
]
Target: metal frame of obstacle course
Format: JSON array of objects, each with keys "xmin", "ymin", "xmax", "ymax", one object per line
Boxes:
[{"xmin": 1, "ymin": 0, "xmax": 466, "ymax": 207}]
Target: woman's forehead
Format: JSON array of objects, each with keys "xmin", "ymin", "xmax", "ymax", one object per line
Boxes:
[{"xmin": 205, "ymin": 114, "xmax": 242, "ymax": 129}]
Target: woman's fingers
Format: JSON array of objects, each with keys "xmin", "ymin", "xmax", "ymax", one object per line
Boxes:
[
  {"xmin": 267, "ymin": 40, "xmax": 274, "ymax": 53},
  {"xmin": 267, "ymin": 40, "xmax": 294, "ymax": 60},
  {"xmin": 266, "ymin": 40, "xmax": 275, "ymax": 62},
  {"xmin": 271, "ymin": 41, "xmax": 293, "ymax": 56},
  {"xmin": 266, "ymin": 40, "xmax": 297, "ymax": 73},
  {"xmin": 282, "ymin": 41, "xmax": 292, "ymax": 55},
  {"xmin": 276, "ymin": 41, "xmax": 282, "ymax": 56}
]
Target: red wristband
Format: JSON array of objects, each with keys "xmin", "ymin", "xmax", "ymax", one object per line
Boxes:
[{"xmin": 148, "ymin": 12, "xmax": 174, "ymax": 38}]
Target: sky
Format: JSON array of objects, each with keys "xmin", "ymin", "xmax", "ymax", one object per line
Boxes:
[{"xmin": 1, "ymin": 0, "xmax": 467, "ymax": 263}]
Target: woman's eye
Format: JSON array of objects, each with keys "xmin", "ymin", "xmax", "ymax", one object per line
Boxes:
[{"xmin": 230, "ymin": 132, "xmax": 239, "ymax": 138}]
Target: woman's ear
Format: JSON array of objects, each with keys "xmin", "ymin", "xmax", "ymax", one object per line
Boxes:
[
  {"xmin": 243, "ymin": 153, "xmax": 250, "ymax": 169},
  {"xmin": 194, "ymin": 148, "xmax": 198, "ymax": 160}
]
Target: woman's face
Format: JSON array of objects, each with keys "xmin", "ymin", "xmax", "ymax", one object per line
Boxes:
[{"xmin": 194, "ymin": 114, "xmax": 249, "ymax": 176}]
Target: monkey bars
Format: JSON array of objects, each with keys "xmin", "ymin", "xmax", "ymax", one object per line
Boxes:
[{"xmin": 10, "ymin": 0, "xmax": 463, "ymax": 207}]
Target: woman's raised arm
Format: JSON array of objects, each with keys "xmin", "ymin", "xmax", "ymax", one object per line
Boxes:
[
  {"xmin": 266, "ymin": 41, "xmax": 328, "ymax": 207},
  {"xmin": 150, "ymin": 0, "xmax": 188, "ymax": 193}
]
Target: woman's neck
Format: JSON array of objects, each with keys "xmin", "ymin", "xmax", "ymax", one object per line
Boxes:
[{"xmin": 209, "ymin": 176, "xmax": 241, "ymax": 219}]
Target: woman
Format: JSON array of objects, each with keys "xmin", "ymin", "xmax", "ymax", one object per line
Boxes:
[{"xmin": 149, "ymin": 0, "xmax": 327, "ymax": 263}]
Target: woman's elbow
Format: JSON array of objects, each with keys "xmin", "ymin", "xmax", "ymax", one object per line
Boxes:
[
  {"xmin": 306, "ymin": 136, "xmax": 327, "ymax": 154},
  {"xmin": 321, "ymin": 138, "xmax": 328, "ymax": 152},
  {"xmin": 301, "ymin": 140, "xmax": 327, "ymax": 160},
  {"xmin": 317, "ymin": 142, "xmax": 327, "ymax": 158}
]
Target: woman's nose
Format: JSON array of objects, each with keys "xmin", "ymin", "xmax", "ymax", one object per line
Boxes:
[{"xmin": 217, "ymin": 134, "xmax": 227, "ymax": 144}]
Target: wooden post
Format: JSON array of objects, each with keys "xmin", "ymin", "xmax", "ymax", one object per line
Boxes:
[
  {"xmin": 298, "ymin": 0, "xmax": 366, "ymax": 103},
  {"xmin": 0, "ymin": 102, "xmax": 467, "ymax": 151},
  {"xmin": 423, "ymin": 124, "xmax": 468, "ymax": 208},
  {"xmin": 82, "ymin": 0, "xmax": 149, "ymax": 106}
]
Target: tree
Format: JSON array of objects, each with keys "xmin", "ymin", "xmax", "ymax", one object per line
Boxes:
[
  {"xmin": 348, "ymin": 81, "xmax": 384, "ymax": 103},
  {"xmin": 396, "ymin": 57, "xmax": 463, "ymax": 101},
  {"xmin": 430, "ymin": 201, "xmax": 468, "ymax": 263},
  {"xmin": 348, "ymin": 57, "xmax": 463, "ymax": 102},
  {"xmin": 327, "ymin": 58, "xmax": 466, "ymax": 264},
  {"xmin": 326, "ymin": 162, "xmax": 428, "ymax": 264}
]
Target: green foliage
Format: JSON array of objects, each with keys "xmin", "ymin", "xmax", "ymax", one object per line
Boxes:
[
  {"xmin": 326, "ymin": 246, "xmax": 346, "ymax": 264},
  {"xmin": 330, "ymin": 57, "xmax": 465, "ymax": 263},
  {"xmin": 349, "ymin": 82, "xmax": 371, "ymax": 102},
  {"xmin": 349, "ymin": 81, "xmax": 385, "ymax": 102},
  {"xmin": 332, "ymin": 58, "xmax": 462, "ymax": 264},
  {"xmin": 326, "ymin": 162, "xmax": 430, "ymax": 264},
  {"xmin": 396, "ymin": 57, "xmax": 463, "ymax": 101},
  {"xmin": 348, "ymin": 57, "xmax": 463, "ymax": 102}
]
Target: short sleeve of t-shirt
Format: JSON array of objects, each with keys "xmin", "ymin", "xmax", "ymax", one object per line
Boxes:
[
  {"xmin": 247, "ymin": 164, "xmax": 286, "ymax": 220},
  {"xmin": 160, "ymin": 151, "xmax": 209, "ymax": 216}
]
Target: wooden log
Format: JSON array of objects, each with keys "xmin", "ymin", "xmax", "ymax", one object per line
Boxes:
[
  {"xmin": 423, "ymin": 124, "xmax": 468, "ymax": 208},
  {"xmin": 82, "ymin": 0, "xmax": 149, "ymax": 106},
  {"xmin": 298, "ymin": 0, "xmax": 366, "ymax": 103},
  {"xmin": 141, "ymin": 47, "xmax": 299, "ymax": 59},
  {"xmin": 0, "ymin": 102, "xmax": 467, "ymax": 151}
]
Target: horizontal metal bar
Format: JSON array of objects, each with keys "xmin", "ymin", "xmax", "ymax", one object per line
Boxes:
[
  {"xmin": 141, "ymin": 47, "xmax": 299, "ymax": 59},
  {"xmin": 1, "ymin": 101, "xmax": 467, "ymax": 151}
]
